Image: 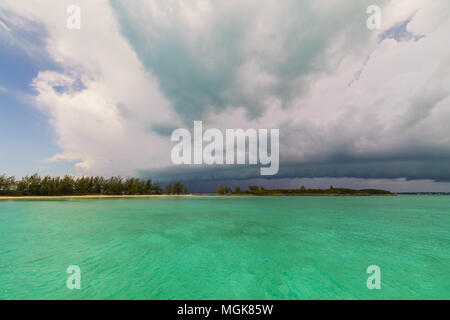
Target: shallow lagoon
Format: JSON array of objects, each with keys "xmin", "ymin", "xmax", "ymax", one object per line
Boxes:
[{"xmin": 0, "ymin": 196, "xmax": 449, "ymax": 299}]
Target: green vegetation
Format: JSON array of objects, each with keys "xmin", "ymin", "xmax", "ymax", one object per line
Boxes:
[
  {"xmin": 0, "ymin": 174, "xmax": 188, "ymax": 196},
  {"xmin": 216, "ymin": 185, "xmax": 233, "ymax": 194},
  {"xmin": 164, "ymin": 182, "xmax": 188, "ymax": 195},
  {"xmin": 0, "ymin": 174, "xmax": 394, "ymax": 197},
  {"xmin": 215, "ymin": 185, "xmax": 395, "ymax": 196}
]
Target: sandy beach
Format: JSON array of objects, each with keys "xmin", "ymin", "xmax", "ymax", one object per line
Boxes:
[{"xmin": 0, "ymin": 194, "xmax": 194, "ymax": 200}]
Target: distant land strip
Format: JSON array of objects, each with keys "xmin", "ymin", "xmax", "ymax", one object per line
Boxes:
[
  {"xmin": 215, "ymin": 185, "xmax": 395, "ymax": 196},
  {"xmin": 1, "ymin": 174, "xmax": 396, "ymax": 198}
]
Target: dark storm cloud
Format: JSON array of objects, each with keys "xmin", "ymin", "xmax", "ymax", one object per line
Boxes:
[
  {"xmin": 110, "ymin": 0, "xmax": 384, "ymax": 121},
  {"xmin": 140, "ymin": 154, "xmax": 450, "ymax": 183},
  {"xmin": 115, "ymin": 0, "xmax": 449, "ymax": 186}
]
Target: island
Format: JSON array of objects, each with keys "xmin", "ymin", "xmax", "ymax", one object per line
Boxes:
[
  {"xmin": 215, "ymin": 185, "xmax": 395, "ymax": 196},
  {"xmin": 0, "ymin": 174, "xmax": 395, "ymax": 199}
]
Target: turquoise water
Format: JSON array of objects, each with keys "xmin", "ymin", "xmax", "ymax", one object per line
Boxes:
[{"xmin": 0, "ymin": 196, "xmax": 449, "ymax": 300}]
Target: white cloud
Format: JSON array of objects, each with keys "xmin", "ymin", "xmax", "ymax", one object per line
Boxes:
[{"xmin": 2, "ymin": 0, "xmax": 182, "ymax": 176}]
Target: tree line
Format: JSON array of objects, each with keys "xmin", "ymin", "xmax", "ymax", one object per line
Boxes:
[
  {"xmin": 215, "ymin": 185, "xmax": 394, "ymax": 195},
  {"xmin": 0, "ymin": 174, "xmax": 189, "ymax": 196}
]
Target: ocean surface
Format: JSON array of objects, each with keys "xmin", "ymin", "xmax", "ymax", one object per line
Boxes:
[{"xmin": 0, "ymin": 196, "xmax": 449, "ymax": 300}]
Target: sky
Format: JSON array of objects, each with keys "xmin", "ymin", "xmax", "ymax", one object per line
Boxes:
[{"xmin": 1, "ymin": 0, "xmax": 450, "ymax": 192}]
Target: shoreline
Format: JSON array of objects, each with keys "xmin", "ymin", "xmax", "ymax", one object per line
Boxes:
[
  {"xmin": 0, "ymin": 194, "xmax": 193, "ymax": 200},
  {"xmin": 0, "ymin": 193, "xmax": 398, "ymax": 200}
]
